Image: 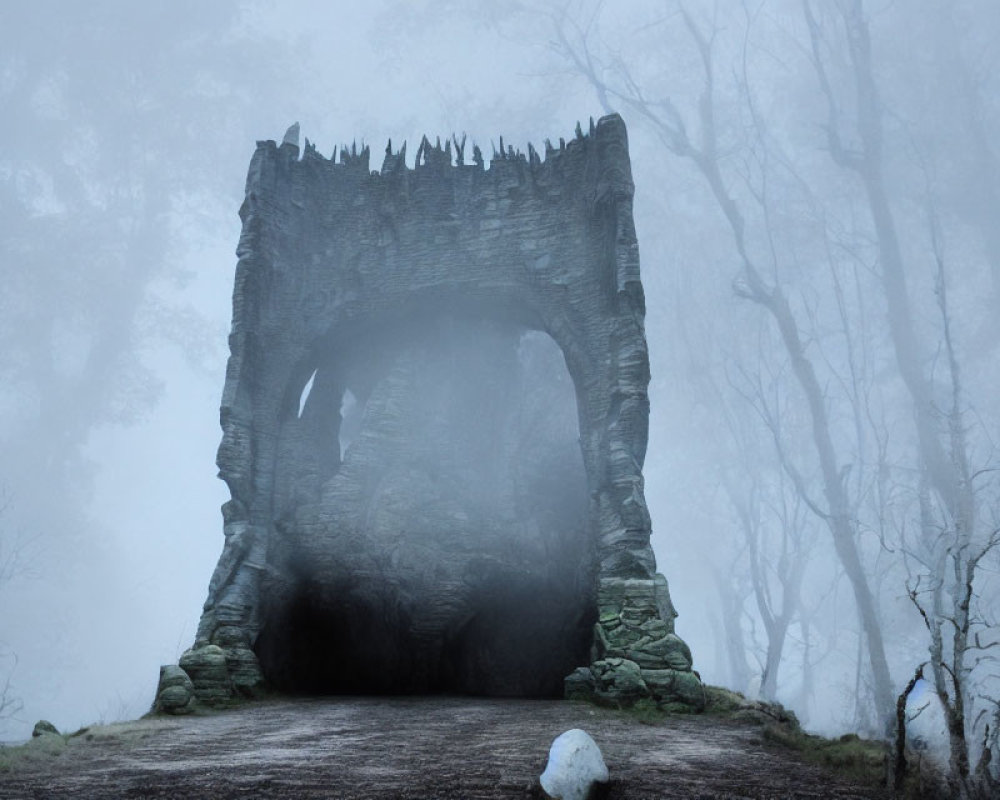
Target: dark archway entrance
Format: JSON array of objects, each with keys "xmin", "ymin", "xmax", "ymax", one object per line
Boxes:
[{"xmin": 255, "ymin": 316, "xmax": 594, "ymax": 696}]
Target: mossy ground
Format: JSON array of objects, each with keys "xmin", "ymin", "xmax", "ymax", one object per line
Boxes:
[
  {"xmin": 761, "ymin": 724, "xmax": 887, "ymax": 785},
  {"xmin": 0, "ymin": 697, "xmax": 894, "ymax": 798},
  {"xmin": 617, "ymin": 697, "xmax": 665, "ymax": 724},
  {"xmin": 0, "ymin": 719, "xmax": 169, "ymax": 773},
  {"xmin": 606, "ymin": 685, "xmax": 890, "ymax": 792},
  {"xmin": 0, "ymin": 732, "xmax": 67, "ymax": 773}
]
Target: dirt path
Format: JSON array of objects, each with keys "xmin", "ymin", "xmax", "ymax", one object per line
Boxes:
[{"xmin": 0, "ymin": 697, "xmax": 888, "ymax": 799}]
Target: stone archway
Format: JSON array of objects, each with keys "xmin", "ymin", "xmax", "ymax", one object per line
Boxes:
[
  {"xmin": 174, "ymin": 115, "xmax": 704, "ymax": 711},
  {"xmin": 256, "ymin": 318, "xmax": 593, "ymax": 696}
]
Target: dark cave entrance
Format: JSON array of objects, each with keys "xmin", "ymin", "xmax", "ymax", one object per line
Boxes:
[{"xmin": 254, "ymin": 316, "xmax": 596, "ymax": 697}]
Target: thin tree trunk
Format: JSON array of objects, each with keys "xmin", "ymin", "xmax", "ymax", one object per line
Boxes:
[
  {"xmin": 754, "ymin": 285, "xmax": 895, "ymax": 723},
  {"xmin": 712, "ymin": 568, "xmax": 753, "ymax": 693},
  {"xmin": 894, "ymin": 663, "xmax": 925, "ymax": 792},
  {"xmin": 760, "ymin": 621, "xmax": 789, "ymax": 701}
]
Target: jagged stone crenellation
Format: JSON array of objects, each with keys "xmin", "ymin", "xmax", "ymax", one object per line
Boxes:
[{"xmin": 294, "ymin": 116, "xmax": 601, "ymax": 176}]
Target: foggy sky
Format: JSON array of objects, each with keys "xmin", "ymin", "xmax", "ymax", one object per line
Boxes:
[{"xmin": 2, "ymin": 0, "xmax": 999, "ymax": 754}]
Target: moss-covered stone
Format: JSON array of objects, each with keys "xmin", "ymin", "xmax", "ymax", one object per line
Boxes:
[
  {"xmin": 591, "ymin": 658, "xmax": 649, "ymax": 705},
  {"xmin": 700, "ymin": 686, "xmax": 797, "ymax": 726},
  {"xmin": 212, "ymin": 627, "xmax": 266, "ymax": 697},
  {"xmin": 640, "ymin": 668, "xmax": 705, "ymax": 711},
  {"xmin": 564, "ymin": 667, "xmax": 597, "ymax": 701},
  {"xmin": 179, "ymin": 645, "xmax": 231, "ymax": 705},
  {"xmin": 586, "ymin": 575, "xmax": 702, "ymax": 709},
  {"xmin": 31, "ymin": 720, "xmax": 59, "ymax": 738},
  {"xmin": 631, "ymin": 633, "xmax": 692, "ymax": 670},
  {"xmin": 153, "ymin": 664, "xmax": 196, "ymax": 715},
  {"xmin": 0, "ymin": 728, "xmax": 66, "ymax": 772}
]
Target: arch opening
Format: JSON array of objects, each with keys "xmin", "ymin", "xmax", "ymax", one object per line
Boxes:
[{"xmin": 255, "ymin": 314, "xmax": 596, "ymax": 696}]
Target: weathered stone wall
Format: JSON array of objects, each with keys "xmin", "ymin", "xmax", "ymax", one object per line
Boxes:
[{"xmin": 168, "ymin": 114, "xmax": 703, "ymax": 711}]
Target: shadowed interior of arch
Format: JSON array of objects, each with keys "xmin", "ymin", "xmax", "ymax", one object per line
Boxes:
[{"xmin": 254, "ymin": 313, "xmax": 596, "ymax": 696}]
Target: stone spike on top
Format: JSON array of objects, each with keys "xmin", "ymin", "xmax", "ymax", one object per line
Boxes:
[
  {"xmin": 453, "ymin": 133, "xmax": 466, "ymax": 166},
  {"xmin": 274, "ymin": 120, "xmax": 625, "ymax": 172}
]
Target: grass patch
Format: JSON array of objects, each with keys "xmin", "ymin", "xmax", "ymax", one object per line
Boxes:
[
  {"xmin": 599, "ymin": 685, "xmax": 801, "ymax": 727},
  {"xmin": 762, "ymin": 724, "xmax": 886, "ymax": 785},
  {"xmin": 0, "ymin": 719, "xmax": 174, "ymax": 773},
  {"xmin": 620, "ymin": 697, "xmax": 666, "ymax": 725},
  {"xmin": 592, "ymin": 686, "xmax": 900, "ymax": 792},
  {"xmin": 703, "ymin": 685, "xmax": 750, "ymax": 715},
  {"xmin": 596, "ymin": 684, "xmax": 886, "ymax": 787},
  {"xmin": 0, "ymin": 733, "xmax": 67, "ymax": 773}
]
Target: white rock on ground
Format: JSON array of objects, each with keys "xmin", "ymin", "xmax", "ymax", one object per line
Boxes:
[{"xmin": 539, "ymin": 728, "xmax": 609, "ymax": 800}]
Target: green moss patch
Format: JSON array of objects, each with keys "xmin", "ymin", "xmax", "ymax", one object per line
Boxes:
[
  {"xmin": 0, "ymin": 719, "xmax": 174, "ymax": 773},
  {"xmin": 0, "ymin": 733, "xmax": 68, "ymax": 772},
  {"xmin": 703, "ymin": 685, "xmax": 751, "ymax": 715},
  {"xmin": 762, "ymin": 724, "xmax": 886, "ymax": 785},
  {"xmin": 607, "ymin": 685, "xmax": 887, "ymax": 789}
]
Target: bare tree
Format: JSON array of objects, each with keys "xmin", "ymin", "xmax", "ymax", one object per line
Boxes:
[
  {"xmin": 0, "ymin": 651, "xmax": 22, "ymax": 724},
  {"xmin": 551, "ymin": 1, "xmax": 896, "ymax": 725},
  {"xmin": 905, "ymin": 525, "xmax": 1000, "ymax": 797},
  {"xmin": 0, "ymin": 494, "xmax": 24, "ymax": 724},
  {"xmin": 664, "ymin": 236, "xmax": 817, "ymax": 704},
  {"xmin": 804, "ymin": 2, "xmax": 1000, "ymax": 792},
  {"xmin": 723, "ymin": 366, "xmax": 813, "ymax": 701},
  {"xmin": 711, "ymin": 561, "xmax": 755, "ymax": 693},
  {"xmin": 0, "ymin": 2, "xmax": 300, "ymax": 567}
]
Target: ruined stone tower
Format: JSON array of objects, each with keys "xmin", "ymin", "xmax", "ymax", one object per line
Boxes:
[{"xmin": 163, "ymin": 114, "xmax": 703, "ymax": 712}]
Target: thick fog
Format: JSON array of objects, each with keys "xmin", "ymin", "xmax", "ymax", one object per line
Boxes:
[{"xmin": 2, "ymin": 0, "xmax": 999, "ymax": 774}]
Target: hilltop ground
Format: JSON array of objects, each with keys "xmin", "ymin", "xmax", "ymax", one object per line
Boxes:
[{"xmin": 0, "ymin": 696, "xmax": 890, "ymax": 799}]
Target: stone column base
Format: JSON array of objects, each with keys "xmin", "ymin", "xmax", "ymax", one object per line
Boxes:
[
  {"xmin": 165, "ymin": 634, "xmax": 266, "ymax": 707},
  {"xmin": 565, "ymin": 574, "xmax": 705, "ymax": 711}
]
